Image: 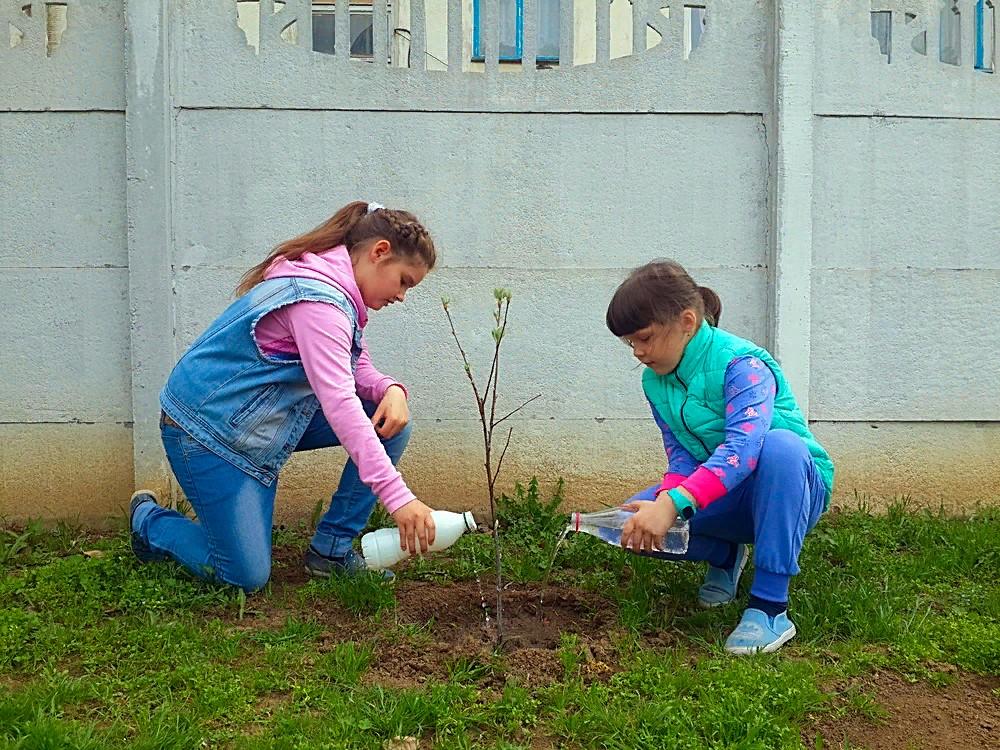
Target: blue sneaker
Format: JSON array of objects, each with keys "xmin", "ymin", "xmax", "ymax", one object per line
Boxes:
[
  {"xmin": 724, "ymin": 607, "xmax": 797, "ymax": 654},
  {"xmin": 698, "ymin": 543, "xmax": 749, "ymax": 608},
  {"xmin": 128, "ymin": 490, "xmax": 166, "ymax": 563},
  {"xmin": 303, "ymin": 546, "xmax": 394, "ymax": 582}
]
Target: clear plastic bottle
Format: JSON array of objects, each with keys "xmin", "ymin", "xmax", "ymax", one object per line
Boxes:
[
  {"xmin": 361, "ymin": 510, "xmax": 478, "ymax": 570},
  {"xmin": 567, "ymin": 508, "xmax": 690, "ymax": 555}
]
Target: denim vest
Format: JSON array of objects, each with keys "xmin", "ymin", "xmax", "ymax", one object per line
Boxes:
[{"xmin": 160, "ymin": 277, "xmax": 363, "ymax": 485}]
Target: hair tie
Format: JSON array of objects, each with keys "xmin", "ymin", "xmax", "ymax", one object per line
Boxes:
[{"xmin": 366, "ymin": 202, "xmax": 384, "ymax": 214}]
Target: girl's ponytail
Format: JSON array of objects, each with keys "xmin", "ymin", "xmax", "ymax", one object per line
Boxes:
[
  {"xmin": 237, "ymin": 201, "xmax": 368, "ymax": 296},
  {"xmin": 606, "ymin": 259, "xmax": 723, "ymax": 336},
  {"xmin": 236, "ymin": 201, "xmax": 435, "ymax": 296},
  {"xmin": 698, "ymin": 286, "xmax": 722, "ymax": 327}
]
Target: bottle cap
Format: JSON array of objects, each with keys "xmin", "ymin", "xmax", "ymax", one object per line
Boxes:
[
  {"xmin": 462, "ymin": 511, "xmax": 477, "ymax": 531},
  {"xmin": 361, "ymin": 530, "xmax": 394, "ymax": 570}
]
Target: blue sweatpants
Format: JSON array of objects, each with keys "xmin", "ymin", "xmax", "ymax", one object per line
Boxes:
[{"xmin": 629, "ymin": 429, "xmax": 827, "ymax": 603}]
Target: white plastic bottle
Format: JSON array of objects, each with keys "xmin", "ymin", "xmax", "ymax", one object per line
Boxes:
[
  {"xmin": 568, "ymin": 508, "xmax": 690, "ymax": 555},
  {"xmin": 361, "ymin": 510, "xmax": 478, "ymax": 570}
]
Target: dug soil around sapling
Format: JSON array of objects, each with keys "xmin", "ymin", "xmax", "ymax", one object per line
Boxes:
[{"xmin": 233, "ymin": 542, "xmax": 642, "ymax": 688}]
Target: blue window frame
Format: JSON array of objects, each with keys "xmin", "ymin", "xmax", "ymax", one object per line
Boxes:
[
  {"xmin": 976, "ymin": 0, "xmax": 995, "ymax": 72},
  {"xmin": 472, "ymin": 0, "xmax": 560, "ymax": 62}
]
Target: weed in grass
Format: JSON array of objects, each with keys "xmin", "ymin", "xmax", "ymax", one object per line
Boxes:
[
  {"xmin": 842, "ymin": 686, "xmax": 889, "ymax": 721},
  {"xmin": 394, "ymin": 619, "xmax": 435, "ymax": 646},
  {"xmin": 300, "ymin": 570, "xmax": 396, "ymax": 617},
  {"xmin": 446, "ymin": 654, "xmax": 495, "ymax": 684},
  {"xmin": 491, "ymin": 683, "xmax": 543, "ymax": 736},
  {"xmin": 364, "ymin": 503, "xmax": 394, "ymax": 535},
  {"xmin": 308, "ymin": 498, "xmax": 324, "ymax": 535},
  {"xmin": 270, "ymin": 523, "xmax": 309, "ymax": 549},
  {"xmin": 318, "ymin": 641, "xmax": 374, "ymax": 685},
  {"xmin": 250, "ymin": 616, "xmax": 321, "ymax": 648},
  {"xmin": 557, "ymin": 632, "xmax": 584, "ymax": 680},
  {"xmin": 0, "ymin": 527, "xmax": 33, "ymax": 567},
  {"xmin": 402, "ymin": 532, "xmax": 492, "ymax": 583}
]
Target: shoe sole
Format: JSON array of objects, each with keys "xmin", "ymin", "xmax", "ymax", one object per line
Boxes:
[
  {"xmin": 129, "ymin": 490, "xmax": 161, "ymax": 563},
  {"xmin": 726, "ymin": 624, "xmax": 797, "ymax": 655},
  {"xmin": 304, "ymin": 564, "xmax": 331, "ymax": 579},
  {"xmin": 698, "ymin": 544, "xmax": 750, "ymax": 609},
  {"xmin": 303, "ymin": 563, "xmax": 395, "ymax": 582},
  {"xmin": 129, "ymin": 489, "xmax": 160, "ymax": 513}
]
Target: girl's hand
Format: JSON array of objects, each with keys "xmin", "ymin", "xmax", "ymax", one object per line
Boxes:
[
  {"xmin": 391, "ymin": 499, "xmax": 436, "ymax": 555},
  {"xmin": 620, "ymin": 493, "xmax": 678, "ymax": 554},
  {"xmin": 372, "ymin": 385, "xmax": 409, "ymax": 438}
]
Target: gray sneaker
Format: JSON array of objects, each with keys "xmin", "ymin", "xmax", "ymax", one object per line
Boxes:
[
  {"xmin": 303, "ymin": 546, "xmax": 394, "ymax": 581},
  {"xmin": 698, "ymin": 543, "xmax": 749, "ymax": 608},
  {"xmin": 129, "ymin": 490, "xmax": 166, "ymax": 563}
]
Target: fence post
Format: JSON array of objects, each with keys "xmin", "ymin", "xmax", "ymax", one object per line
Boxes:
[
  {"xmin": 125, "ymin": 0, "xmax": 175, "ymax": 498},
  {"xmin": 771, "ymin": 0, "xmax": 814, "ymax": 416}
]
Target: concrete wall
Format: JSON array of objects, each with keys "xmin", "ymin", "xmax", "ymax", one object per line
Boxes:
[{"xmin": 0, "ymin": 0, "xmax": 996, "ymax": 525}]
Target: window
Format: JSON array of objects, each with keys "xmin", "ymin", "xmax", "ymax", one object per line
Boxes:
[
  {"xmin": 870, "ymin": 10, "xmax": 892, "ymax": 62},
  {"xmin": 472, "ymin": 0, "xmax": 560, "ymax": 62},
  {"xmin": 684, "ymin": 5, "xmax": 706, "ymax": 60},
  {"xmin": 939, "ymin": 1, "xmax": 961, "ymax": 65},
  {"xmin": 976, "ymin": 0, "xmax": 996, "ymax": 72},
  {"xmin": 312, "ymin": 0, "xmax": 390, "ymax": 60}
]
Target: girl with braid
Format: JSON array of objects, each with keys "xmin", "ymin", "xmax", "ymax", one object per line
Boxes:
[
  {"xmin": 608, "ymin": 260, "xmax": 834, "ymax": 654},
  {"xmin": 129, "ymin": 201, "xmax": 438, "ymax": 592}
]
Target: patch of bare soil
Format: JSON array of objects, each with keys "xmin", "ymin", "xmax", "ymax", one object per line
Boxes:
[
  {"xmin": 229, "ymin": 544, "xmax": 634, "ymax": 689},
  {"xmin": 807, "ymin": 670, "xmax": 1000, "ymax": 750},
  {"xmin": 364, "ymin": 581, "xmax": 625, "ymax": 689}
]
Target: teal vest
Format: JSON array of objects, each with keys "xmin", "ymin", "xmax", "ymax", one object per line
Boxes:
[{"xmin": 642, "ymin": 321, "xmax": 834, "ymax": 502}]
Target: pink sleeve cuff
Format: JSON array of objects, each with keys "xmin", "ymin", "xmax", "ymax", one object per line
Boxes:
[
  {"xmin": 386, "ymin": 382, "xmax": 409, "ymax": 400},
  {"xmin": 680, "ymin": 467, "xmax": 728, "ymax": 509},
  {"xmin": 656, "ymin": 473, "xmax": 688, "ymax": 494},
  {"xmin": 381, "ymin": 489, "xmax": 417, "ymax": 515}
]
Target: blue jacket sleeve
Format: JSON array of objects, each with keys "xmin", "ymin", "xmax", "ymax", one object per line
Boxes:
[
  {"xmin": 698, "ymin": 355, "xmax": 776, "ymax": 492},
  {"xmin": 648, "ymin": 398, "xmax": 700, "ymax": 477}
]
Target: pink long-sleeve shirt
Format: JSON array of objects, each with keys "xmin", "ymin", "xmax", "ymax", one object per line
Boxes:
[{"xmin": 253, "ymin": 246, "xmax": 414, "ymax": 514}]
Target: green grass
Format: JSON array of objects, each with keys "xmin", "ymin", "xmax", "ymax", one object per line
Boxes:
[{"xmin": 1, "ymin": 485, "xmax": 998, "ymax": 749}]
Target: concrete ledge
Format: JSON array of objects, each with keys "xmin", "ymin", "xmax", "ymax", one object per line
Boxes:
[
  {"xmin": 813, "ymin": 421, "xmax": 1000, "ymax": 513},
  {"xmin": 0, "ymin": 423, "xmax": 134, "ymax": 524},
  {"xmin": 1, "ymin": 420, "xmax": 996, "ymax": 524}
]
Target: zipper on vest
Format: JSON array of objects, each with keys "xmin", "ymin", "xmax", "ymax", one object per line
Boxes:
[{"xmin": 674, "ymin": 371, "xmax": 713, "ymax": 457}]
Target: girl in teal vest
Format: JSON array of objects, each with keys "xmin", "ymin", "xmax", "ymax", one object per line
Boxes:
[{"xmin": 606, "ymin": 260, "xmax": 834, "ymax": 654}]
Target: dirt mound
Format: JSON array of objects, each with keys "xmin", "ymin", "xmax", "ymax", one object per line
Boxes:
[{"xmin": 394, "ymin": 580, "xmax": 616, "ymax": 649}]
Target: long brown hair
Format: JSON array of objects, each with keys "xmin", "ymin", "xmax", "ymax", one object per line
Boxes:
[
  {"xmin": 606, "ymin": 259, "xmax": 722, "ymax": 336},
  {"xmin": 236, "ymin": 201, "xmax": 437, "ymax": 296}
]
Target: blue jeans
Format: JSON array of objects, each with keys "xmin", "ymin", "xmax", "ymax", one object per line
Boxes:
[
  {"xmin": 629, "ymin": 429, "xmax": 827, "ymax": 602},
  {"xmin": 133, "ymin": 402, "xmax": 410, "ymax": 592}
]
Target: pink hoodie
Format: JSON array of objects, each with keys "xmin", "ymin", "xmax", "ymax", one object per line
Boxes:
[{"xmin": 254, "ymin": 246, "xmax": 415, "ymax": 514}]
